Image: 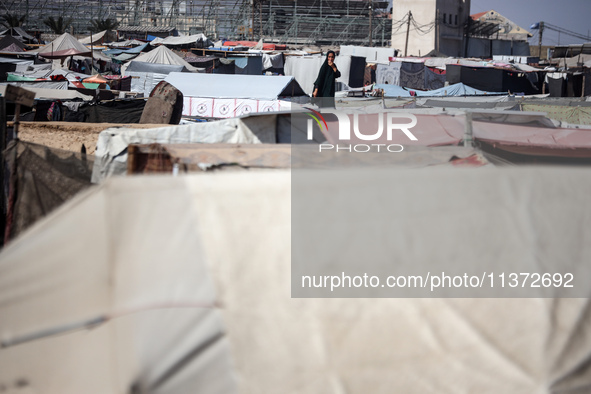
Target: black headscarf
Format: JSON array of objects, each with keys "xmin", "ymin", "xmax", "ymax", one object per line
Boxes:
[{"xmin": 313, "ymin": 50, "xmax": 340, "ymax": 99}]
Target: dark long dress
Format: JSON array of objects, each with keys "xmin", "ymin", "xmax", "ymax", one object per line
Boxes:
[{"xmin": 313, "ymin": 59, "xmax": 341, "ymax": 108}]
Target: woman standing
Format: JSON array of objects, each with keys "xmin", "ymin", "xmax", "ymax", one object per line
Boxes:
[{"xmin": 312, "ymin": 50, "xmax": 341, "ymax": 108}]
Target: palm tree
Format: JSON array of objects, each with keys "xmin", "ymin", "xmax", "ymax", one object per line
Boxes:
[
  {"xmin": 89, "ymin": 18, "xmax": 119, "ymax": 33},
  {"xmin": 43, "ymin": 16, "xmax": 73, "ymax": 34},
  {"xmin": 0, "ymin": 13, "xmax": 27, "ymax": 29}
]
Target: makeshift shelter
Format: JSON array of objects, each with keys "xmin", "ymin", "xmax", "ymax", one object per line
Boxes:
[
  {"xmin": 375, "ymin": 82, "xmax": 501, "ymax": 97},
  {"xmin": 34, "ymin": 32, "xmax": 91, "ymax": 59},
  {"xmin": 446, "ymin": 64, "xmax": 543, "ymax": 95},
  {"xmin": 1, "ymin": 168, "xmax": 591, "ymax": 392},
  {"xmin": 164, "ymin": 72, "xmax": 306, "ymax": 118},
  {"xmin": 91, "ymin": 115, "xmax": 270, "ymax": 182},
  {"xmin": 0, "ymin": 35, "xmax": 28, "ymax": 52},
  {"xmin": 121, "ymin": 45, "xmax": 200, "ymax": 74},
  {"xmin": 0, "ymin": 27, "xmax": 35, "ymax": 43}
]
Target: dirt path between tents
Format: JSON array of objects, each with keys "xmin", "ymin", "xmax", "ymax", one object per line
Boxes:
[{"xmin": 11, "ymin": 122, "xmax": 165, "ymax": 155}]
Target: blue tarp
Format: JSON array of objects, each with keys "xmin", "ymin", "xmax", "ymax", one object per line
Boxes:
[
  {"xmin": 104, "ymin": 43, "xmax": 149, "ymax": 56},
  {"xmin": 375, "ymin": 82, "xmax": 505, "ymax": 97}
]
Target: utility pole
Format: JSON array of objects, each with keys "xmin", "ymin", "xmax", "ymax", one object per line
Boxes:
[
  {"xmin": 368, "ymin": 0, "xmax": 372, "ymax": 46},
  {"xmin": 404, "ymin": 11, "xmax": 411, "ymax": 56},
  {"xmin": 538, "ymin": 22, "xmax": 544, "ymax": 60},
  {"xmin": 259, "ymin": 0, "xmax": 263, "ymax": 39},
  {"xmin": 251, "ymin": 0, "xmax": 254, "ymax": 40}
]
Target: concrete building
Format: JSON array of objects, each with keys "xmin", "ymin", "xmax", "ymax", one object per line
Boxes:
[{"xmin": 391, "ymin": 0, "xmax": 471, "ymax": 57}]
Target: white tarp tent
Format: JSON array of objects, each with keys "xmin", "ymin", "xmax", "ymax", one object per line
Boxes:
[
  {"xmin": 33, "ymin": 32, "xmax": 91, "ymax": 59},
  {"xmin": 121, "ymin": 45, "xmax": 199, "ymax": 74},
  {"xmin": 91, "ymin": 116, "xmax": 268, "ymax": 182},
  {"xmin": 164, "ymin": 72, "xmax": 306, "ymax": 118},
  {"xmin": 1, "ymin": 167, "xmax": 591, "ymax": 392},
  {"xmin": 78, "ymin": 30, "xmax": 107, "ymax": 45}
]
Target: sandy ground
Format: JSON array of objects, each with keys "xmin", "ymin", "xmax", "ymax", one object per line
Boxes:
[{"xmin": 11, "ymin": 122, "xmax": 166, "ymax": 155}]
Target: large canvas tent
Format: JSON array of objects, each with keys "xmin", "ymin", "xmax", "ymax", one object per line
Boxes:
[
  {"xmin": 164, "ymin": 72, "xmax": 306, "ymax": 118},
  {"xmin": 1, "ymin": 168, "xmax": 591, "ymax": 392},
  {"xmin": 34, "ymin": 32, "xmax": 91, "ymax": 59}
]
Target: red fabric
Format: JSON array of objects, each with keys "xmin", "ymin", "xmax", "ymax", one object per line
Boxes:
[{"xmin": 222, "ymin": 41, "xmax": 286, "ymax": 50}]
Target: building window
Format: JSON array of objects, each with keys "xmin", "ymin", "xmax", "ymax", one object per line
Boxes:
[
  {"xmin": 449, "ymin": 14, "xmax": 452, "ymax": 24},
  {"xmin": 443, "ymin": 13, "xmax": 446, "ymax": 25},
  {"xmin": 455, "ymin": 14, "xmax": 458, "ymax": 25}
]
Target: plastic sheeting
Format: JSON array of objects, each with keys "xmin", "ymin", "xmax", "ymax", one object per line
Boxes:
[
  {"xmin": 91, "ymin": 117, "xmax": 264, "ymax": 182},
  {"xmin": 2, "ymin": 169, "xmax": 591, "ymax": 393},
  {"xmin": 375, "ymin": 82, "xmax": 501, "ymax": 97}
]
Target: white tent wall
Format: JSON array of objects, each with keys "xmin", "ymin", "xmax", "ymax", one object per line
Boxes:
[
  {"xmin": 1, "ymin": 169, "xmax": 591, "ymax": 392},
  {"xmin": 339, "ymin": 45, "xmax": 396, "ymax": 65},
  {"xmin": 127, "ymin": 71, "xmax": 169, "ymax": 96}
]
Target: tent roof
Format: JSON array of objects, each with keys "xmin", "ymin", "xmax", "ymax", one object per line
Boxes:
[
  {"xmin": 126, "ymin": 45, "xmax": 198, "ymax": 72},
  {"xmin": 78, "ymin": 30, "xmax": 107, "ymax": 45},
  {"xmin": 151, "ymin": 33, "xmax": 211, "ymax": 46},
  {"xmin": 164, "ymin": 72, "xmax": 307, "ymax": 99},
  {"xmin": 103, "ymin": 42, "xmax": 149, "ymax": 56},
  {"xmin": 0, "ymin": 35, "xmax": 27, "ymax": 51},
  {"xmin": 126, "ymin": 61, "xmax": 186, "ymax": 74},
  {"xmin": 1, "ymin": 169, "xmax": 591, "ymax": 391},
  {"xmin": 34, "ymin": 32, "xmax": 91, "ymax": 59},
  {"xmin": 0, "ymin": 84, "xmax": 93, "ymax": 101}
]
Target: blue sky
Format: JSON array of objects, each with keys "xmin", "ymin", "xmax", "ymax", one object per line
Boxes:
[{"xmin": 470, "ymin": 0, "xmax": 591, "ymax": 45}]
